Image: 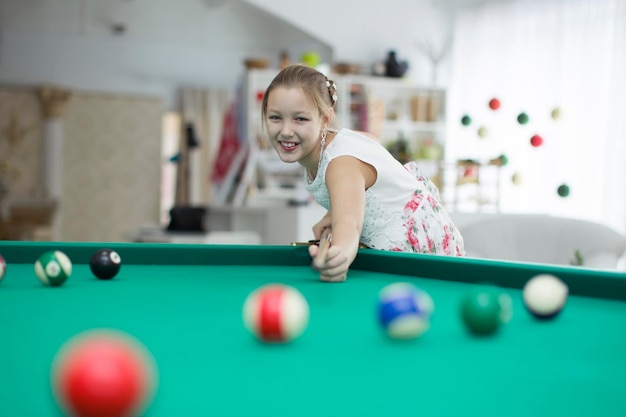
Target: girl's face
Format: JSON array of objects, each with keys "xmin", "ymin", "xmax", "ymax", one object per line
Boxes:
[{"xmin": 265, "ymin": 86, "xmax": 326, "ymax": 170}]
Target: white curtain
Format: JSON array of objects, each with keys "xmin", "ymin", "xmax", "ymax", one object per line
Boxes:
[{"xmin": 447, "ymin": 0, "xmax": 626, "ymax": 234}]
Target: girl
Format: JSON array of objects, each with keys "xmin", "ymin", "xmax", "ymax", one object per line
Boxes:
[{"xmin": 261, "ymin": 64, "xmax": 464, "ymax": 282}]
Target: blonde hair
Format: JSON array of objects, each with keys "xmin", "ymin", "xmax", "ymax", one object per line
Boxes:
[{"xmin": 260, "ymin": 64, "xmax": 340, "ymax": 132}]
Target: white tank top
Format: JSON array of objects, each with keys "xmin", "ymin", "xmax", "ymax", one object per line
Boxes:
[{"xmin": 306, "ymin": 128, "xmax": 465, "ymax": 255}]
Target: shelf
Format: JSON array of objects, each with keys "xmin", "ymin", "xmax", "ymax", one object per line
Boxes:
[
  {"xmin": 442, "ymin": 160, "xmax": 504, "ymax": 212},
  {"xmin": 338, "ymin": 74, "xmax": 445, "ymax": 93},
  {"xmin": 380, "ymin": 120, "xmax": 446, "ymax": 132}
]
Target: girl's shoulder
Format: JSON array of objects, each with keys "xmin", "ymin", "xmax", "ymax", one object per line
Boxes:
[
  {"xmin": 334, "ymin": 128, "xmax": 376, "ymax": 140},
  {"xmin": 331, "ymin": 128, "xmax": 380, "ymax": 146}
]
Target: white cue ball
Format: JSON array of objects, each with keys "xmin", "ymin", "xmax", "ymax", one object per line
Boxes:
[{"xmin": 523, "ymin": 274, "xmax": 568, "ymax": 319}]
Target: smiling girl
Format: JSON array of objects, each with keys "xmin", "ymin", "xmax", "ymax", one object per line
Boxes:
[{"xmin": 261, "ymin": 64, "xmax": 464, "ymax": 282}]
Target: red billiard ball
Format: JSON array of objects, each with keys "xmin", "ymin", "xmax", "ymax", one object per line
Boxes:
[
  {"xmin": 90, "ymin": 249, "xmax": 122, "ymax": 280},
  {"xmin": 0, "ymin": 254, "xmax": 6, "ymax": 281},
  {"xmin": 52, "ymin": 329, "xmax": 158, "ymax": 417}
]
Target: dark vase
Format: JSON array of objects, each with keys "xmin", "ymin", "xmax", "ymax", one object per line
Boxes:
[{"xmin": 384, "ymin": 50, "xmax": 408, "ymax": 78}]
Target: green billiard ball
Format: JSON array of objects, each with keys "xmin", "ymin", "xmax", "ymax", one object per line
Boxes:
[
  {"xmin": 34, "ymin": 250, "xmax": 72, "ymax": 287},
  {"xmin": 461, "ymin": 115, "xmax": 472, "ymax": 126},
  {"xmin": 460, "ymin": 288, "xmax": 505, "ymax": 336}
]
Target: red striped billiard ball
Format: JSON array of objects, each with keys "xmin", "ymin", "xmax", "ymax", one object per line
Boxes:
[
  {"xmin": 242, "ymin": 284, "xmax": 310, "ymax": 343},
  {"xmin": 90, "ymin": 249, "xmax": 122, "ymax": 280}
]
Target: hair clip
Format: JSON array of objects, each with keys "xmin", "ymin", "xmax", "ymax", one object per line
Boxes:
[
  {"xmin": 326, "ymin": 80, "xmax": 331, "ymax": 88},
  {"xmin": 332, "ymin": 94, "xmax": 338, "ymax": 103}
]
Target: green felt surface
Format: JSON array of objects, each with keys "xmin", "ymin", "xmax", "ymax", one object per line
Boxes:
[{"xmin": 0, "ymin": 242, "xmax": 625, "ymax": 417}]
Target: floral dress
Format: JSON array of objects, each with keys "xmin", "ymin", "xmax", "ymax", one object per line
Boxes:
[{"xmin": 306, "ymin": 129, "xmax": 465, "ymax": 256}]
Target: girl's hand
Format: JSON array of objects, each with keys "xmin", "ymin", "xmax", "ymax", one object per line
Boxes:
[
  {"xmin": 312, "ymin": 212, "xmax": 332, "ymax": 240},
  {"xmin": 309, "ymin": 242, "xmax": 349, "ymax": 282}
]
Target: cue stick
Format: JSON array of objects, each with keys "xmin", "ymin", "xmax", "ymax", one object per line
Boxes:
[
  {"xmin": 312, "ymin": 228, "xmax": 332, "ymax": 270},
  {"xmin": 290, "ymin": 240, "xmax": 369, "ymax": 248}
]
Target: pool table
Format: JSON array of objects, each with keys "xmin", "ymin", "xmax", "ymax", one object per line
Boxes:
[{"xmin": 1, "ymin": 241, "xmax": 625, "ymax": 417}]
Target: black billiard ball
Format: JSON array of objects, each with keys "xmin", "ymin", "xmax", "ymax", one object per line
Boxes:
[{"xmin": 90, "ymin": 249, "xmax": 122, "ymax": 280}]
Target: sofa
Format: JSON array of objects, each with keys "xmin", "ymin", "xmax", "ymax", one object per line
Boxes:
[{"xmin": 451, "ymin": 213, "xmax": 626, "ymax": 270}]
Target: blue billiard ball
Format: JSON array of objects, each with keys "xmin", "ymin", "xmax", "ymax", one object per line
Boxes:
[{"xmin": 378, "ymin": 283, "xmax": 434, "ymax": 340}]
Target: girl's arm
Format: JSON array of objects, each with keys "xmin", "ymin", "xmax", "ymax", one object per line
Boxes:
[{"xmin": 309, "ymin": 155, "xmax": 376, "ymax": 281}]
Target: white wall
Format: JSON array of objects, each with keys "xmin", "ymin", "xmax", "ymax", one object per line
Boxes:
[
  {"xmin": 0, "ymin": 0, "xmax": 333, "ymax": 109},
  {"xmin": 247, "ymin": 0, "xmax": 455, "ymax": 85},
  {"xmin": 0, "ymin": 0, "xmax": 454, "ymax": 109}
]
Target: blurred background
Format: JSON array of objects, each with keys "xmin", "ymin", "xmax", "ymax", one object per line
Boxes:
[{"xmin": 0, "ymin": 0, "xmax": 624, "ymax": 268}]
